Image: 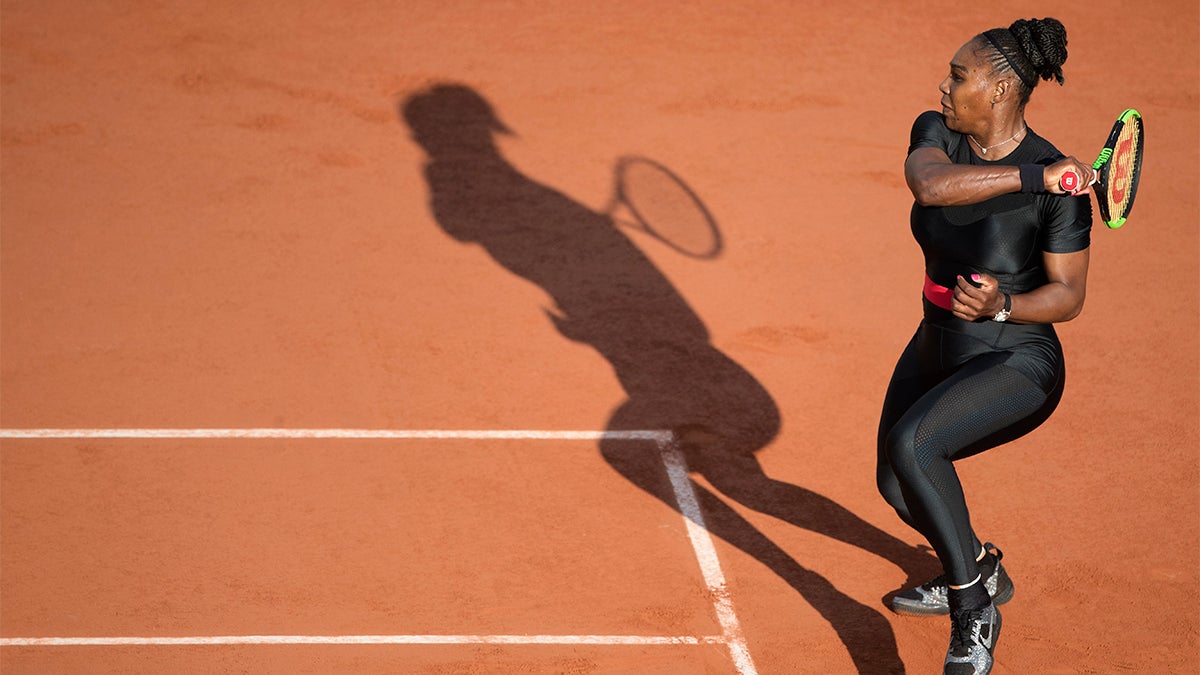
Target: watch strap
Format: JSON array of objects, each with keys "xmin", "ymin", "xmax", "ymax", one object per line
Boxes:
[{"xmin": 992, "ymin": 293, "xmax": 1012, "ymax": 322}]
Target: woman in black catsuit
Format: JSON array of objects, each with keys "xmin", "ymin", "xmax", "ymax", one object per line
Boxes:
[{"xmin": 876, "ymin": 18, "xmax": 1096, "ymax": 675}]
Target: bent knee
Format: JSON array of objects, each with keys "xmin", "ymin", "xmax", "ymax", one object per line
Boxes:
[
  {"xmin": 883, "ymin": 426, "xmax": 922, "ymax": 477},
  {"xmin": 876, "ymin": 465, "xmax": 914, "ymax": 523}
]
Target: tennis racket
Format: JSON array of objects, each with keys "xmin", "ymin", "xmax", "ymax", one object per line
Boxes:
[
  {"xmin": 1059, "ymin": 108, "xmax": 1144, "ymax": 229},
  {"xmin": 605, "ymin": 156, "xmax": 723, "ymax": 259}
]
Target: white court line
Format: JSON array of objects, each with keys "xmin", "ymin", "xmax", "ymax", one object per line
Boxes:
[
  {"xmin": 0, "ymin": 635, "xmax": 723, "ymax": 647},
  {"xmin": 0, "ymin": 428, "xmax": 757, "ymax": 674},
  {"xmin": 0, "ymin": 429, "xmax": 668, "ymax": 441},
  {"xmin": 657, "ymin": 438, "xmax": 758, "ymax": 675}
]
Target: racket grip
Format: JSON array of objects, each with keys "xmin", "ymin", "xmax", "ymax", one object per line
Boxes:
[{"xmin": 1059, "ymin": 171, "xmax": 1081, "ymax": 192}]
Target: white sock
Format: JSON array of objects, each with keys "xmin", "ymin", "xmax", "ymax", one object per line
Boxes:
[{"xmin": 949, "ymin": 574, "xmax": 982, "ymax": 591}]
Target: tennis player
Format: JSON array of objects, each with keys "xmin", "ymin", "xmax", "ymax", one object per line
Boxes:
[{"xmin": 875, "ymin": 17, "xmax": 1094, "ymax": 675}]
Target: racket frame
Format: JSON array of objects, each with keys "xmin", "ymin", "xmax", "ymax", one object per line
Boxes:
[
  {"xmin": 1058, "ymin": 108, "xmax": 1144, "ymax": 229},
  {"xmin": 1092, "ymin": 108, "xmax": 1144, "ymax": 229}
]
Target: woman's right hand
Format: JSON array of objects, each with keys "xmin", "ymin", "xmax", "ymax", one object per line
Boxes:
[{"xmin": 1045, "ymin": 156, "xmax": 1096, "ymax": 195}]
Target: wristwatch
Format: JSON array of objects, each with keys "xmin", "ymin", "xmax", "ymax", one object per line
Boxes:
[{"xmin": 992, "ymin": 293, "xmax": 1012, "ymax": 322}]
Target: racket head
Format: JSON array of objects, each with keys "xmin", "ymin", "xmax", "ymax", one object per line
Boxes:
[
  {"xmin": 1093, "ymin": 109, "xmax": 1144, "ymax": 229},
  {"xmin": 610, "ymin": 156, "xmax": 723, "ymax": 259}
]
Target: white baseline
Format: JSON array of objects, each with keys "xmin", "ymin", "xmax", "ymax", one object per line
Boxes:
[
  {"xmin": 0, "ymin": 634, "xmax": 722, "ymax": 647},
  {"xmin": 0, "ymin": 428, "xmax": 757, "ymax": 674}
]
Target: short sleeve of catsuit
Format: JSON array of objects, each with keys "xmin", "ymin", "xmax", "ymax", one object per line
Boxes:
[
  {"xmin": 908, "ymin": 110, "xmax": 961, "ymax": 157},
  {"xmin": 1038, "ymin": 192, "xmax": 1091, "ymax": 253}
]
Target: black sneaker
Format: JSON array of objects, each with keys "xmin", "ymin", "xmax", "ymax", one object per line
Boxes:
[
  {"xmin": 944, "ymin": 600, "xmax": 1001, "ymax": 674},
  {"xmin": 890, "ymin": 543, "xmax": 1014, "ymax": 616}
]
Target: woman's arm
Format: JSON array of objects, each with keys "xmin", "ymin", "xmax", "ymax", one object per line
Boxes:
[
  {"xmin": 905, "ymin": 147, "xmax": 1096, "ymax": 207},
  {"xmin": 951, "ymin": 248, "xmax": 1090, "ymax": 324}
]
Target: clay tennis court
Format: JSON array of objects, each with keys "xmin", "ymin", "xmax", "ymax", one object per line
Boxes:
[{"xmin": 2, "ymin": 1, "xmax": 1196, "ymax": 673}]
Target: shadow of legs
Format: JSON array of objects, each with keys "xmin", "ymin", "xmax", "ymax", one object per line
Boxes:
[
  {"xmin": 601, "ymin": 435, "xmax": 907, "ymax": 675},
  {"xmin": 688, "ymin": 446, "xmax": 940, "ymax": 594}
]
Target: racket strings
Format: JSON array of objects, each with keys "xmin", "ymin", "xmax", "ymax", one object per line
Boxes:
[{"xmin": 1104, "ymin": 118, "xmax": 1143, "ymax": 221}]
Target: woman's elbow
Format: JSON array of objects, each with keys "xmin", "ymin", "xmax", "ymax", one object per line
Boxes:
[
  {"xmin": 907, "ymin": 178, "xmax": 943, "ymax": 207},
  {"xmin": 911, "ymin": 189, "xmax": 936, "ymax": 207},
  {"xmin": 1059, "ymin": 291, "xmax": 1087, "ymax": 322}
]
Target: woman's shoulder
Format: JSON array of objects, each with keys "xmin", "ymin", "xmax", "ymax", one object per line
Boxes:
[
  {"xmin": 1019, "ymin": 128, "xmax": 1066, "ymax": 164},
  {"xmin": 912, "ymin": 110, "xmax": 948, "ymax": 131},
  {"xmin": 909, "ymin": 111, "xmax": 963, "ymax": 157}
]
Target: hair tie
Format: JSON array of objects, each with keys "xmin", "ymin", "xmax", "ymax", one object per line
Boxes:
[{"xmin": 983, "ymin": 29, "xmax": 1037, "ymax": 89}]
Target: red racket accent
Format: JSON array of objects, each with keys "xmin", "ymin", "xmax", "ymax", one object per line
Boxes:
[
  {"xmin": 1059, "ymin": 171, "xmax": 1080, "ymax": 192},
  {"xmin": 1109, "ymin": 136, "xmax": 1134, "ymax": 204}
]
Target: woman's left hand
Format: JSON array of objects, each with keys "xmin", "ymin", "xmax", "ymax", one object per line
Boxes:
[{"xmin": 953, "ymin": 273, "xmax": 1005, "ymax": 321}]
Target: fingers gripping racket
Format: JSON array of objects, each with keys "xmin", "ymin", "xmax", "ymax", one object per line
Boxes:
[
  {"xmin": 605, "ymin": 156, "xmax": 723, "ymax": 259},
  {"xmin": 1060, "ymin": 108, "xmax": 1145, "ymax": 229}
]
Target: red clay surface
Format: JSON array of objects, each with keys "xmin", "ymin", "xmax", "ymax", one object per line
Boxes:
[{"xmin": 2, "ymin": 1, "xmax": 1197, "ymax": 673}]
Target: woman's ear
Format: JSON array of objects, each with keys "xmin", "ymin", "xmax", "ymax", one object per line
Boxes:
[{"xmin": 991, "ymin": 78, "xmax": 1012, "ymax": 107}]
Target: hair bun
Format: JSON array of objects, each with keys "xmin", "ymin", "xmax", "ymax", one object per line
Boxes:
[{"xmin": 1009, "ymin": 18, "xmax": 1068, "ymax": 85}]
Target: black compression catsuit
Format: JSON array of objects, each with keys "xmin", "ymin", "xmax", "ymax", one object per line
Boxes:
[{"xmin": 876, "ymin": 111, "xmax": 1092, "ymax": 585}]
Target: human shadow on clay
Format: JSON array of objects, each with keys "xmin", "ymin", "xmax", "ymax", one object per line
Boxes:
[{"xmin": 401, "ymin": 83, "xmax": 933, "ymax": 674}]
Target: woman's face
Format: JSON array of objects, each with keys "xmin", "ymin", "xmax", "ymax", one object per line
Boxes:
[{"xmin": 938, "ymin": 39, "xmax": 996, "ymax": 133}]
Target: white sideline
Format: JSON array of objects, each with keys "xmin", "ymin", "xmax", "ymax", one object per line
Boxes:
[
  {"xmin": 0, "ymin": 428, "xmax": 757, "ymax": 674},
  {"xmin": 657, "ymin": 438, "xmax": 759, "ymax": 675}
]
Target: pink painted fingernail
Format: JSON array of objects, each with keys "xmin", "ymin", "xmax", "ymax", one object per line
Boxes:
[{"xmin": 970, "ymin": 274, "xmax": 981, "ymax": 282}]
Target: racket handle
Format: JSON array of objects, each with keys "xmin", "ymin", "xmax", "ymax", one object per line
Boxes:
[
  {"xmin": 1059, "ymin": 171, "xmax": 1081, "ymax": 192},
  {"xmin": 1060, "ymin": 169, "xmax": 1099, "ymax": 192}
]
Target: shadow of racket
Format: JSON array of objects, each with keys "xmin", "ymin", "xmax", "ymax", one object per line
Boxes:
[{"xmin": 604, "ymin": 156, "xmax": 724, "ymax": 260}]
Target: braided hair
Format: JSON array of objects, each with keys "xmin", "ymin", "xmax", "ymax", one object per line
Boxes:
[{"xmin": 977, "ymin": 18, "xmax": 1068, "ymax": 106}]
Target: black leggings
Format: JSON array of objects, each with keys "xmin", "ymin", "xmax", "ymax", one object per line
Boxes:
[{"xmin": 877, "ymin": 319, "xmax": 1065, "ymax": 585}]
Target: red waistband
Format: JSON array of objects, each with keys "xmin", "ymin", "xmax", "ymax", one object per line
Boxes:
[{"xmin": 923, "ymin": 274, "xmax": 953, "ymax": 311}]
